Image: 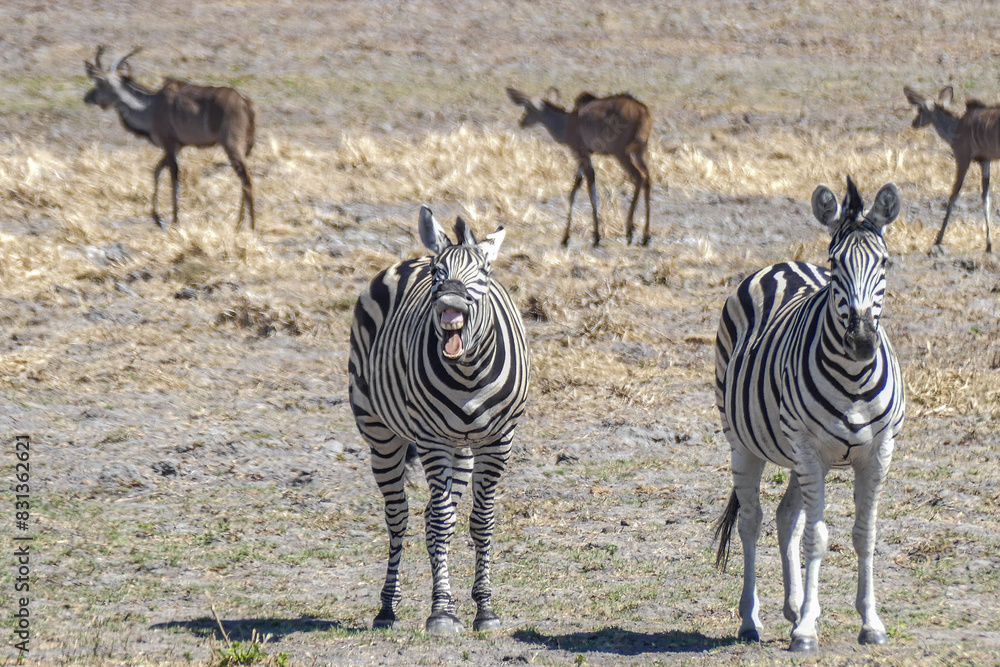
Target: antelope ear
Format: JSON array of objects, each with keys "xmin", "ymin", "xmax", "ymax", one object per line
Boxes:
[
  {"xmin": 866, "ymin": 183, "xmax": 901, "ymax": 230},
  {"xmin": 419, "ymin": 206, "xmax": 450, "ymax": 253},
  {"xmin": 811, "ymin": 184, "xmax": 840, "ymax": 233},
  {"xmin": 507, "ymin": 87, "xmax": 532, "ymax": 108},
  {"xmin": 938, "ymin": 86, "xmax": 953, "ymax": 106},
  {"xmin": 478, "ymin": 227, "xmax": 506, "ymax": 264},
  {"xmin": 903, "ymin": 86, "xmax": 925, "ymax": 108}
]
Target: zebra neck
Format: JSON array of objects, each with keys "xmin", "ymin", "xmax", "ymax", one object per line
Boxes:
[{"xmin": 453, "ymin": 312, "xmax": 499, "ymax": 373}]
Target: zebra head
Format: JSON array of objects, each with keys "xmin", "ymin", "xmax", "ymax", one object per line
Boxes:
[
  {"xmin": 812, "ymin": 177, "xmax": 901, "ymax": 362},
  {"xmin": 418, "ymin": 206, "xmax": 505, "ymax": 363}
]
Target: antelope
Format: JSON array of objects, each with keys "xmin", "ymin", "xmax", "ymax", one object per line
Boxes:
[
  {"xmin": 904, "ymin": 85, "xmax": 1000, "ymax": 253},
  {"xmin": 507, "ymin": 87, "xmax": 653, "ymax": 247},
  {"xmin": 84, "ymin": 46, "xmax": 257, "ymax": 231}
]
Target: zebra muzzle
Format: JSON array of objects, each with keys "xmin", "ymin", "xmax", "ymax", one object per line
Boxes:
[
  {"xmin": 441, "ymin": 308, "xmax": 465, "ymax": 359},
  {"xmin": 844, "ymin": 308, "xmax": 879, "ymax": 361}
]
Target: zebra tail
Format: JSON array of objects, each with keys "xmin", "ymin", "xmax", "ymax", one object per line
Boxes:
[{"xmin": 713, "ymin": 489, "xmax": 740, "ymax": 571}]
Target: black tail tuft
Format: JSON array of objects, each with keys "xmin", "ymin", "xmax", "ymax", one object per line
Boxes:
[{"xmin": 713, "ymin": 489, "xmax": 740, "ymax": 571}]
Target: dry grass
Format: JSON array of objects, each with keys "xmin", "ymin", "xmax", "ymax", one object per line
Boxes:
[{"xmin": 2, "ymin": 0, "xmax": 1000, "ymax": 665}]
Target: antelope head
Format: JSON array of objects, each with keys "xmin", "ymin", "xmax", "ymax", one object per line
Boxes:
[
  {"xmin": 506, "ymin": 87, "xmax": 563, "ymax": 129},
  {"xmin": 903, "ymin": 85, "xmax": 953, "ymax": 129},
  {"xmin": 84, "ymin": 46, "xmax": 144, "ymax": 110}
]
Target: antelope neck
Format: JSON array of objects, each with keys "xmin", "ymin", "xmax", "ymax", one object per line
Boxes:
[
  {"xmin": 930, "ymin": 106, "xmax": 962, "ymax": 145},
  {"xmin": 539, "ymin": 105, "xmax": 570, "ymax": 144}
]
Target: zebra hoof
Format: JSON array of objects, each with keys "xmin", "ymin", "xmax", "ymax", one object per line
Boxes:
[
  {"xmin": 737, "ymin": 628, "xmax": 760, "ymax": 643},
  {"xmin": 472, "ymin": 609, "xmax": 501, "ymax": 632},
  {"xmin": 789, "ymin": 636, "xmax": 818, "ymax": 653},
  {"xmin": 858, "ymin": 628, "xmax": 888, "ymax": 645},
  {"xmin": 425, "ymin": 612, "xmax": 464, "ymax": 636},
  {"xmin": 372, "ymin": 608, "xmax": 397, "ymax": 630}
]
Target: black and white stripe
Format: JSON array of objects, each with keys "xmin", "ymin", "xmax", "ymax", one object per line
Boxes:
[
  {"xmin": 714, "ymin": 178, "xmax": 905, "ymax": 652},
  {"xmin": 348, "ymin": 206, "xmax": 530, "ymax": 635}
]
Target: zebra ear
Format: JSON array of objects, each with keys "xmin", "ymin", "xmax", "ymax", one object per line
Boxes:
[
  {"xmin": 811, "ymin": 184, "xmax": 840, "ymax": 232},
  {"xmin": 938, "ymin": 86, "xmax": 953, "ymax": 107},
  {"xmin": 454, "ymin": 216, "xmax": 477, "ymax": 246},
  {"xmin": 478, "ymin": 227, "xmax": 506, "ymax": 264},
  {"xmin": 419, "ymin": 206, "xmax": 450, "ymax": 253},
  {"xmin": 866, "ymin": 182, "xmax": 901, "ymax": 230}
]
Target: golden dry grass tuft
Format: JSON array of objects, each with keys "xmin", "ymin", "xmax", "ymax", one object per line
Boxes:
[{"xmin": 4, "ymin": 1, "xmax": 1000, "ymax": 665}]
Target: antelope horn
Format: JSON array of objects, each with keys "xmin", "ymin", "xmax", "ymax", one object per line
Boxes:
[
  {"xmin": 110, "ymin": 47, "xmax": 143, "ymax": 76},
  {"xmin": 94, "ymin": 45, "xmax": 106, "ymax": 70}
]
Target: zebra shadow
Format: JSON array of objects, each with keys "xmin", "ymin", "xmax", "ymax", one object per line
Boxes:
[
  {"xmin": 512, "ymin": 625, "xmax": 739, "ymax": 655},
  {"xmin": 150, "ymin": 616, "xmax": 363, "ymax": 642}
]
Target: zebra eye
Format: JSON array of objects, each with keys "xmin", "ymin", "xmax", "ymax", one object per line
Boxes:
[{"xmin": 432, "ymin": 265, "xmax": 447, "ymax": 283}]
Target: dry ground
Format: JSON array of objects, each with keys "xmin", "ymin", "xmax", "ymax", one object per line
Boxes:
[{"xmin": 1, "ymin": 1, "xmax": 1000, "ymax": 665}]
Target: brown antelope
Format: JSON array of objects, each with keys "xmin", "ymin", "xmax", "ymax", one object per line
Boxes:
[
  {"xmin": 84, "ymin": 46, "xmax": 257, "ymax": 231},
  {"xmin": 507, "ymin": 87, "xmax": 653, "ymax": 247},
  {"xmin": 904, "ymin": 85, "xmax": 1000, "ymax": 253}
]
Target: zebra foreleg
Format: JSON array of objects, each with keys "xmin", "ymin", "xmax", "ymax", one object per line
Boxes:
[
  {"xmin": 853, "ymin": 440, "xmax": 894, "ymax": 646},
  {"xmin": 419, "ymin": 445, "xmax": 464, "ymax": 635},
  {"xmin": 732, "ymin": 449, "xmax": 766, "ymax": 642},
  {"xmin": 776, "ymin": 471, "xmax": 805, "ymax": 625},
  {"xmin": 789, "ymin": 453, "xmax": 830, "ymax": 653},
  {"xmin": 368, "ymin": 435, "xmax": 413, "ymax": 630},
  {"xmin": 469, "ymin": 442, "xmax": 511, "ymax": 632}
]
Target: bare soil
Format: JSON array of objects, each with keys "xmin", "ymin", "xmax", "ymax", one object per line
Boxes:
[{"xmin": 1, "ymin": 1, "xmax": 1000, "ymax": 665}]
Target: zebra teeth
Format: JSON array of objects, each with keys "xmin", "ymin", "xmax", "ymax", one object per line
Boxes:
[{"xmin": 440, "ymin": 308, "xmax": 465, "ymax": 331}]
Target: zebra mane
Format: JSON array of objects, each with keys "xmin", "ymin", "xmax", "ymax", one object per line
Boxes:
[
  {"xmin": 841, "ymin": 176, "xmax": 864, "ymax": 227},
  {"xmin": 454, "ymin": 216, "xmax": 477, "ymax": 246}
]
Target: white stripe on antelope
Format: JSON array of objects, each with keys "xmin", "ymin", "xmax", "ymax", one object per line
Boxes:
[{"xmin": 714, "ymin": 177, "xmax": 905, "ymax": 652}]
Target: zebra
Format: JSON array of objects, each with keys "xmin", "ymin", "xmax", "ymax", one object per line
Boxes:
[
  {"xmin": 713, "ymin": 177, "xmax": 905, "ymax": 652},
  {"xmin": 348, "ymin": 206, "xmax": 530, "ymax": 635}
]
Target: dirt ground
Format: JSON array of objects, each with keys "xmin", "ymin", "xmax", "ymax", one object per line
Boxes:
[{"xmin": 1, "ymin": 1, "xmax": 1000, "ymax": 665}]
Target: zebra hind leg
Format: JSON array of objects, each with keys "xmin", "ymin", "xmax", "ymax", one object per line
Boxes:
[
  {"xmin": 776, "ymin": 471, "xmax": 805, "ymax": 624},
  {"xmin": 368, "ymin": 434, "xmax": 414, "ymax": 630},
  {"xmin": 469, "ymin": 443, "xmax": 511, "ymax": 631},
  {"xmin": 731, "ymin": 450, "xmax": 766, "ymax": 642}
]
